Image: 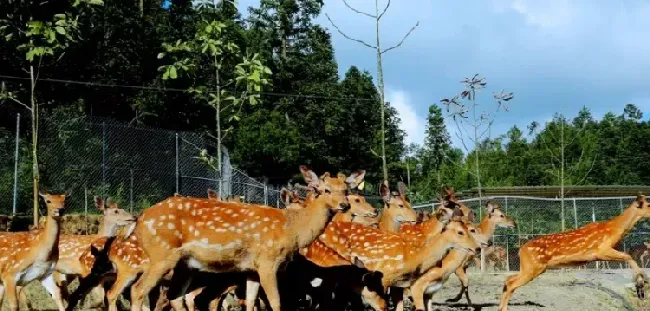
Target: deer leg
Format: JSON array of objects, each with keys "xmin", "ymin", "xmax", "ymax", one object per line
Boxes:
[
  {"xmin": 131, "ymin": 251, "xmax": 181, "ymax": 311},
  {"xmin": 256, "ymin": 262, "xmax": 281, "ymax": 311},
  {"xmin": 17, "ymin": 285, "xmax": 33, "ymax": 310},
  {"xmin": 446, "ymin": 266, "xmax": 469, "ymax": 304},
  {"xmin": 498, "ymin": 265, "xmax": 544, "ymax": 311},
  {"xmin": 107, "ymin": 272, "xmax": 137, "ymax": 311},
  {"xmin": 598, "ymin": 248, "xmax": 647, "ymax": 299},
  {"xmin": 184, "ymin": 287, "xmax": 203, "ymax": 311},
  {"xmin": 3, "ymin": 278, "xmax": 18, "ymax": 311},
  {"xmin": 41, "ymin": 273, "xmax": 67, "ymax": 311},
  {"xmin": 245, "ymin": 278, "xmax": 260, "ymax": 311},
  {"xmin": 408, "ymin": 278, "xmax": 430, "ymax": 311}
]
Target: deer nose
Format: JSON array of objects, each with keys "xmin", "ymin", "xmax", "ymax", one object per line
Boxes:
[
  {"xmin": 487, "ymin": 240, "xmax": 493, "ymax": 247},
  {"xmin": 339, "ymin": 202, "xmax": 351, "ymax": 212}
]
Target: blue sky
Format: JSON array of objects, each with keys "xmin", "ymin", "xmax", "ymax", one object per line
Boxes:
[{"xmin": 231, "ymin": 0, "xmax": 650, "ymax": 151}]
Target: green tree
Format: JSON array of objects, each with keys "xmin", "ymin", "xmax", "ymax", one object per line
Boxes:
[
  {"xmin": 0, "ymin": 0, "xmax": 102, "ymax": 224},
  {"xmin": 422, "ymin": 104, "xmax": 451, "ymax": 182},
  {"xmin": 158, "ymin": 0, "xmax": 271, "ymax": 195}
]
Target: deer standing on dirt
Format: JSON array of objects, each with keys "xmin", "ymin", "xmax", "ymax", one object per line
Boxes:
[
  {"xmin": 407, "ymin": 201, "xmax": 515, "ymax": 311},
  {"xmin": 499, "ymin": 194, "xmax": 650, "ymax": 311},
  {"xmin": 37, "ymin": 196, "xmax": 136, "ymax": 309},
  {"xmin": 0, "ymin": 191, "xmax": 67, "ymax": 311},
  {"xmin": 128, "ymin": 165, "xmax": 354, "ymax": 311},
  {"xmin": 304, "ymin": 184, "xmax": 485, "ymax": 311}
]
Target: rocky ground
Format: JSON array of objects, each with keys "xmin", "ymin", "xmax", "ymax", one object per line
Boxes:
[{"xmin": 11, "ymin": 269, "xmax": 650, "ymax": 311}]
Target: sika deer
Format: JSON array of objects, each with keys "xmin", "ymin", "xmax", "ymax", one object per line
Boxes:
[
  {"xmin": 408, "ymin": 201, "xmax": 515, "ymax": 311},
  {"xmin": 41, "ymin": 196, "xmax": 135, "ymax": 309},
  {"xmin": 129, "ymin": 166, "xmax": 354, "ymax": 311},
  {"xmin": 0, "ymin": 191, "xmax": 67, "ymax": 311},
  {"xmin": 304, "ymin": 185, "xmax": 482, "ymax": 311},
  {"xmin": 499, "ymin": 194, "xmax": 650, "ymax": 311}
]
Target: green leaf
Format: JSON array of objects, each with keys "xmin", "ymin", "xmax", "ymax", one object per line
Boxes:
[
  {"xmin": 157, "ymin": 52, "xmax": 165, "ymax": 59},
  {"xmin": 162, "ymin": 68, "xmax": 170, "ymax": 80},
  {"xmin": 54, "ymin": 14, "xmax": 66, "ymax": 20},
  {"xmin": 205, "ymin": 24, "xmax": 213, "ymax": 33},
  {"xmin": 169, "ymin": 66, "xmax": 177, "ymax": 79},
  {"xmin": 55, "ymin": 26, "xmax": 65, "ymax": 35}
]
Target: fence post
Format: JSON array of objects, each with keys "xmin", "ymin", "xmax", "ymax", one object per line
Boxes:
[
  {"xmin": 12, "ymin": 113, "xmax": 20, "ymax": 215},
  {"xmin": 84, "ymin": 185, "xmax": 88, "ymax": 234},
  {"xmin": 592, "ymin": 204, "xmax": 598, "ymax": 270},
  {"xmin": 130, "ymin": 168, "xmax": 134, "ymax": 213},
  {"xmin": 175, "ymin": 133, "xmax": 179, "ymax": 194},
  {"xmin": 101, "ymin": 121, "xmax": 106, "ymax": 197},
  {"xmin": 264, "ymin": 183, "xmax": 268, "ymax": 206},
  {"xmin": 572, "ymin": 198, "xmax": 578, "ymax": 228},
  {"xmin": 505, "ymin": 196, "xmax": 510, "ymax": 272},
  {"xmin": 620, "ymin": 198, "xmax": 626, "ymax": 254}
]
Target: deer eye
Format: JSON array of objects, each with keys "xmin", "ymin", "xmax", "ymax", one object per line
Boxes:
[
  {"xmin": 500, "ymin": 215, "xmax": 504, "ymax": 218},
  {"xmin": 355, "ymin": 199, "xmax": 360, "ymax": 203},
  {"xmin": 457, "ymin": 231, "xmax": 465, "ymax": 236},
  {"xmin": 470, "ymin": 229, "xmax": 476, "ymax": 233},
  {"xmin": 324, "ymin": 189, "xmax": 331, "ymax": 194},
  {"xmin": 398, "ymin": 204, "xmax": 404, "ymax": 208},
  {"xmin": 114, "ymin": 210, "xmax": 119, "ymax": 214},
  {"xmin": 46, "ymin": 200, "xmax": 51, "ymax": 203}
]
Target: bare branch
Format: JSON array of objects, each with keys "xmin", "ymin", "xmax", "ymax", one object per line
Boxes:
[
  {"xmin": 342, "ymin": 0, "xmax": 376, "ymax": 18},
  {"xmin": 378, "ymin": 0, "xmax": 390, "ymax": 20},
  {"xmin": 453, "ymin": 126, "xmax": 471, "ymax": 153},
  {"xmin": 325, "ymin": 14, "xmax": 377, "ymax": 49},
  {"xmin": 8, "ymin": 97, "xmax": 32, "ymax": 111},
  {"xmin": 381, "ymin": 21, "xmax": 419, "ymax": 54}
]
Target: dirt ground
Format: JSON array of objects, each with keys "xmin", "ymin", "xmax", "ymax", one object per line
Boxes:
[{"xmin": 10, "ymin": 269, "xmax": 650, "ymax": 311}]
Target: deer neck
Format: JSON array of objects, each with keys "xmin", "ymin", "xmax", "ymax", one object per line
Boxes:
[
  {"xmin": 407, "ymin": 233, "xmax": 454, "ymax": 274},
  {"xmin": 610, "ymin": 207, "xmax": 643, "ymax": 235},
  {"xmin": 285, "ymin": 196, "xmax": 335, "ymax": 249},
  {"xmin": 420, "ymin": 218, "xmax": 446, "ymax": 243},
  {"xmin": 97, "ymin": 220, "xmax": 121, "ymax": 238},
  {"xmin": 333, "ymin": 212, "xmax": 351, "ymax": 223},
  {"xmin": 37, "ymin": 214, "xmax": 61, "ymax": 259},
  {"xmin": 478, "ymin": 216, "xmax": 496, "ymax": 238},
  {"xmin": 378, "ymin": 210, "xmax": 400, "ymax": 232}
]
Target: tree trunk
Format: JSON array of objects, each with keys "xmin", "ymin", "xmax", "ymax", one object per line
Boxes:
[
  {"xmin": 374, "ymin": 0, "xmax": 388, "ymax": 185},
  {"xmin": 215, "ymin": 56, "xmax": 222, "ymax": 198},
  {"xmin": 30, "ymin": 65, "xmax": 39, "ymax": 227}
]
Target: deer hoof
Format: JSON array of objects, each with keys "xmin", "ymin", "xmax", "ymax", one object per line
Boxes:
[{"xmin": 637, "ymin": 281, "xmax": 646, "ymax": 300}]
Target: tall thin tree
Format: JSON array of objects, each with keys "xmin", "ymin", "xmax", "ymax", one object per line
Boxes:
[{"xmin": 325, "ymin": 0, "xmax": 418, "ymax": 185}]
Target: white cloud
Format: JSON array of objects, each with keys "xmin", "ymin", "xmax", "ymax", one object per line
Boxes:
[{"xmin": 386, "ymin": 88, "xmax": 424, "ymax": 146}]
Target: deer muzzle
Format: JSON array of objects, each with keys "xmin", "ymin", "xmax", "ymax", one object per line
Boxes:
[{"xmin": 339, "ymin": 202, "xmax": 351, "ymax": 212}]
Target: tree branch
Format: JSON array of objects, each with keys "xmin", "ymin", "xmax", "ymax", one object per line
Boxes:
[
  {"xmin": 8, "ymin": 97, "xmax": 32, "ymax": 111},
  {"xmin": 342, "ymin": 0, "xmax": 376, "ymax": 18},
  {"xmin": 325, "ymin": 14, "xmax": 377, "ymax": 49},
  {"xmin": 378, "ymin": 0, "xmax": 390, "ymax": 20},
  {"xmin": 381, "ymin": 21, "xmax": 419, "ymax": 54}
]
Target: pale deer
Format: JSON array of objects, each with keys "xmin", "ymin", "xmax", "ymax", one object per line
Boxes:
[
  {"xmin": 499, "ymin": 194, "xmax": 650, "ymax": 311},
  {"xmin": 0, "ymin": 191, "xmax": 67, "ymax": 311},
  {"xmin": 128, "ymin": 165, "xmax": 355, "ymax": 311},
  {"xmin": 408, "ymin": 201, "xmax": 515, "ymax": 311}
]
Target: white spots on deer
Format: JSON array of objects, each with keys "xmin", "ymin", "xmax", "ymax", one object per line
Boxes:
[{"xmin": 144, "ymin": 219, "xmax": 157, "ymax": 235}]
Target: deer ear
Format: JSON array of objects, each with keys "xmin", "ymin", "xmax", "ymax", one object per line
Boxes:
[
  {"xmin": 353, "ymin": 256, "xmax": 365, "ymax": 269},
  {"xmin": 94, "ymin": 196, "xmax": 104, "ymax": 211},
  {"xmin": 300, "ymin": 165, "xmax": 320, "ymax": 187},
  {"xmin": 486, "ymin": 201, "xmax": 497, "ymax": 214},
  {"xmin": 380, "ymin": 183, "xmax": 391, "ymax": 203},
  {"xmin": 39, "ymin": 190, "xmax": 47, "ymax": 197},
  {"xmin": 90, "ymin": 245, "xmax": 101, "ymax": 257},
  {"xmin": 637, "ymin": 193, "xmax": 645, "ymax": 202},
  {"xmin": 320, "ymin": 172, "xmax": 331, "ymax": 180},
  {"xmin": 345, "ymin": 170, "xmax": 366, "ymax": 189},
  {"xmin": 280, "ymin": 188, "xmax": 290, "ymax": 205},
  {"xmin": 397, "ymin": 182, "xmax": 408, "ymax": 197},
  {"xmin": 467, "ymin": 210, "xmax": 476, "ymax": 223},
  {"xmin": 207, "ymin": 189, "xmax": 218, "ymax": 200},
  {"xmin": 105, "ymin": 197, "xmax": 116, "ymax": 208}
]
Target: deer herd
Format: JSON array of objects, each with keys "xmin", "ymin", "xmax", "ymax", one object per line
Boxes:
[{"xmin": 0, "ymin": 165, "xmax": 649, "ymax": 311}]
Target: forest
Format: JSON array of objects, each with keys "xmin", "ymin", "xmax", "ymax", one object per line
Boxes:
[{"xmin": 1, "ymin": 0, "xmax": 649, "ymax": 209}]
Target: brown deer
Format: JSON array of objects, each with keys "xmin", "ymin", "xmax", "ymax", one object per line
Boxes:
[
  {"xmin": 0, "ymin": 191, "xmax": 67, "ymax": 311},
  {"xmin": 408, "ymin": 201, "xmax": 515, "ymax": 311},
  {"xmin": 474, "ymin": 245, "xmax": 507, "ymax": 271},
  {"xmin": 304, "ymin": 185, "xmax": 484, "ymax": 311},
  {"xmin": 499, "ymin": 194, "xmax": 650, "ymax": 311},
  {"xmin": 39, "ymin": 196, "xmax": 135, "ymax": 309},
  {"xmin": 128, "ymin": 165, "xmax": 355, "ymax": 311}
]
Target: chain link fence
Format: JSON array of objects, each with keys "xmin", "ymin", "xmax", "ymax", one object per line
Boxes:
[
  {"xmin": 413, "ymin": 196, "xmax": 650, "ymax": 272},
  {"xmin": 1, "ymin": 113, "xmax": 285, "ymax": 216}
]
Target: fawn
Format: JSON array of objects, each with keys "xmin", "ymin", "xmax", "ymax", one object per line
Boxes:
[
  {"xmin": 0, "ymin": 191, "xmax": 67, "ymax": 311},
  {"xmin": 128, "ymin": 165, "xmax": 355, "ymax": 311},
  {"xmin": 499, "ymin": 194, "xmax": 650, "ymax": 311}
]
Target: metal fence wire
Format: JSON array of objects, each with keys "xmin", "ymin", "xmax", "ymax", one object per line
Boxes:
[{"xmin": 413, "ymin": 196, "xmax": 650, "ymax": 272}]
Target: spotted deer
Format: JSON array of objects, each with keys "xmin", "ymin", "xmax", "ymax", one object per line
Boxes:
[
  {"xmin": 129, "ymin": 165, "xmax": 355, "ymax": 311},
  {"xmin": 67, "ymin": 189, "xmax": 221, "ymax": 311},
  {"xmin": 499, "ymin": 194, "xmax": 650, "ymax": 311},
  {"xmin": 0, "ymin": 191, "xmax": 67, "ymax": 311},
  {"xmin": 408, "ymin": 201, "xmax": 515, "ymax": 311},
  {"xmin": 38, "ymin": 196, "xmax": 136, "ymax": 309},
  {"xmin": 304, "ymin": 184, "xmax": 483, "ymax": 311},
  {"xmin": 474, "ymin": 245, "xmax": 507, "ymax": 271}
]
